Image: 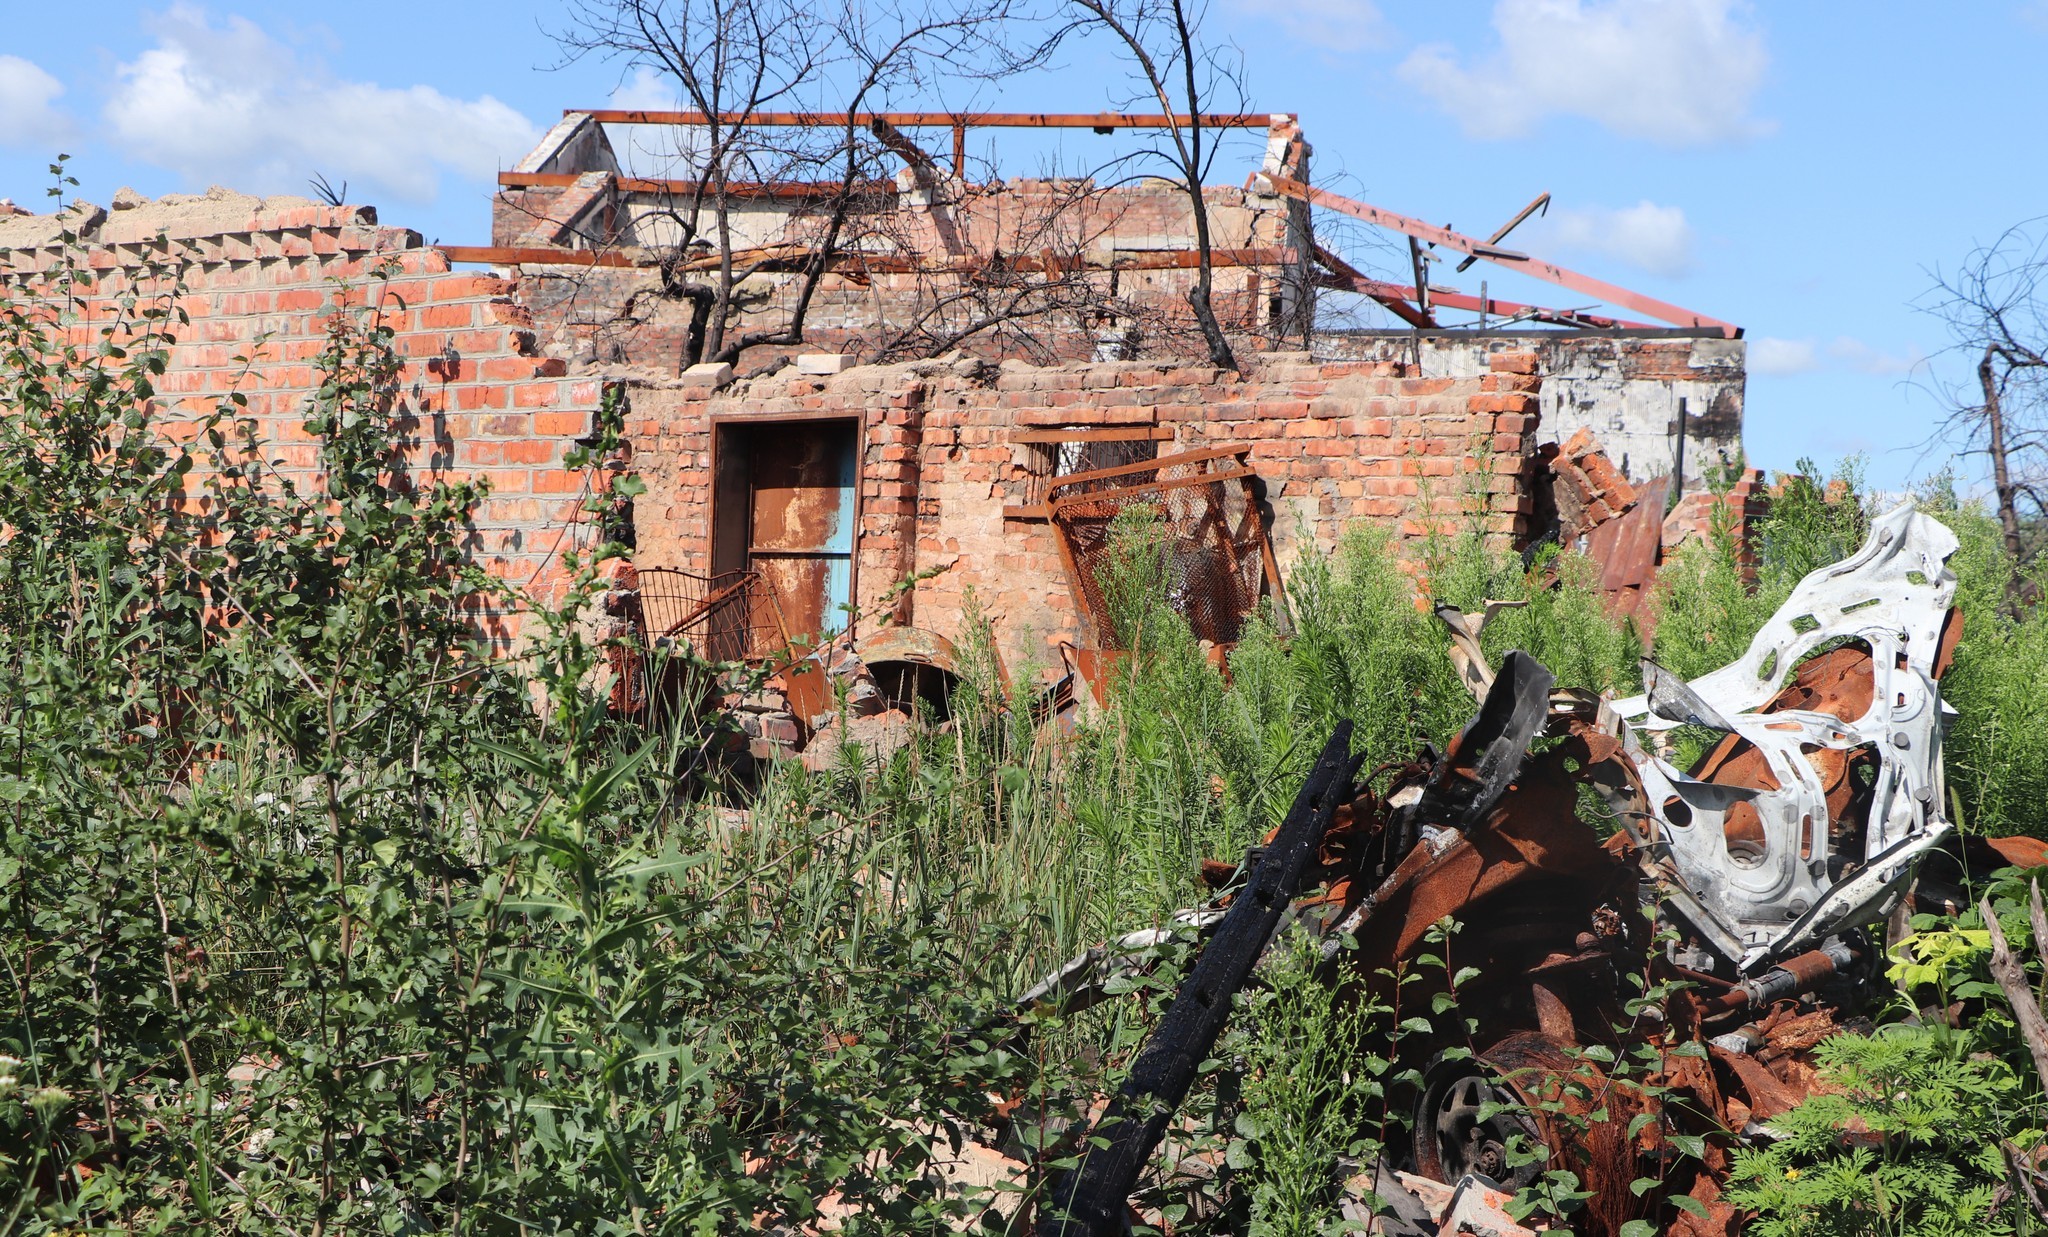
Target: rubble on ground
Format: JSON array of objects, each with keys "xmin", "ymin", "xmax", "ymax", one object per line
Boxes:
[{"xmin": 1014, "ymin": 505, "xmax": 2007, "ymax": 1235}]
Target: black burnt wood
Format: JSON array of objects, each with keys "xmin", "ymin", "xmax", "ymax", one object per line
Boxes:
[{"xmin": 1036, "ymin": 721, "xmax": 1364, "ymax": 1236}]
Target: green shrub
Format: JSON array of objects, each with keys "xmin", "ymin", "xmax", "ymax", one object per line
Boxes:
[{"xmin": 1725, "ymin": 1023, "xmax": 2022, "ymax": 1237}]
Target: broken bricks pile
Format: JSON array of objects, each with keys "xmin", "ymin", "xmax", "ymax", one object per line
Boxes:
[{"xmin": 1542, "ymin": 427, "xmax": 1770, "ymax": 620}]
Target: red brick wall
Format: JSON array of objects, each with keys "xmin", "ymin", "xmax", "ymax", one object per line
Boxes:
[
  {"xmin": 500, "ymin": 179, "xmax": 1299, "ymax": 372},
  {"xmin": 1, "ymin": 190, "xmax": 1535, "ymax": 669},
  {"xmin": 0, "ymin": 192, "xmax": 604, "ymax": 646},
  {"xmin": 624, "ymin": 350, "xmax": 1540, "ymax": 672}
]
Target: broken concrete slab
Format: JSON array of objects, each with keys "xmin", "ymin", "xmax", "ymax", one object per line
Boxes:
[
  {"xmin": 795, "ymin": 352, "xmax": 856, "ymax": 375},
  {"xmin": 680, "ymin": 361, "xmax": 734, "ymax": 387}
]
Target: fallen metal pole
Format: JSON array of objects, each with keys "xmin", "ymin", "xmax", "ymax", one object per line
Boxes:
[{"xmin": 1036, "ymin": 722, "xmax": 1364, "ymax": 1236}]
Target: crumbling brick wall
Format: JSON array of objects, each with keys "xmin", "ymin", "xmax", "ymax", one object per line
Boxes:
[
  {"xmin": 0, "ymin": 189, "xmax": 605, "ymax": 646},
  {"xmin": 488, "ymin": 112, "xmax": 1315, "ymax": 374},
  {"xmin": 1313, "ymin": 331, "xmax": 1743, "ymax": 486},
  {"xmin": 501, "ymin": 179, "xmax": 1302, "ymax": 373},
  {"xmin": 621, "ymin": 349, "xmax": 1540, "ymax": 672},
  {"xmin": 0, "ymin": 186, "xmax": 1546, "ymax": 672}
]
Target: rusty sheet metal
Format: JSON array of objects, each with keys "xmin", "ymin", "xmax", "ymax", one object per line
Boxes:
[
  {"xmin": 855, "ymin": 625, "xmax": 962, "ymax": 675},
  {"xmin": 777, "ymin": 658, "xmax": 834, "ymax": 726},
  {"xmin": 1583, "ymin": 475, "xmax": 1668, "ymax": 617},
  {"xmin": 1688, "ymin": 643, "xmax": 1878, "ymax": 859},
  {"xmin": 855, "ymin": 626, "xmax": 964, "ymax": 718},
  {"xmin": 1481, "ymin": 1032, "xmax": 1658, "ymax": 1237},
  {"xmin": 748, "ymin": 421, "xmax": 856, "ymax": 645},
  {"xmin": 1046, "ymin": 446, "xmax": 1281, "ymax": 649},
  {"xmin": 1986, "ymin": 835, "xmax": 2048, "ymax": 869},
  {"xmin": 1343, "ymin": 754, "xmax": 1630, "ymax": 1007}
]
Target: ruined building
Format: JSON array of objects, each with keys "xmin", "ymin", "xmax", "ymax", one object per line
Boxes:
[{"xmin": 0, "ymin": 109, "xmax": 1749, "ymax": 685}]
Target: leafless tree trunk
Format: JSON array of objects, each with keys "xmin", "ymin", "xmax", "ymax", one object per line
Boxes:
[
  {"xmin": 1922, "ymin": 218, "xmax": 2048, "ymax": 567},
  {"xmin": 1059, "ymin": 0, "xmax": 1245, "ymax": 370},
  {"xmin": 1979, "ymin": 343, "xmax": 2029, "ymax": 562}
]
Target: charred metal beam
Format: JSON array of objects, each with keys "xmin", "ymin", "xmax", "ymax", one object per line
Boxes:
[
  {"xmin": 1037, "ymin": 723, "xmax": 1365, "ymax": 1236},
  {"xmin": 1415, "ymin": 650, "xmax": 1555, "ymax": 831},
  {"xmin": 580, "ymin": 109, "xmax": 1281, "ymax": 129}
]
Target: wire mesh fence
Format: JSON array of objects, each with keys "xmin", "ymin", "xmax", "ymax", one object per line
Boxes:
[
  {"xmin": 608, "ymin": 567, "xmax": 793, "ymax": 716},
  {"xmin": 1047, "ymin": 446, "xmax": 1280, "ymax": 649}
]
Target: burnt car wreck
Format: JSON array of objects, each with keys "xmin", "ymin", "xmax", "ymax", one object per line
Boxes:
[{"xmin": 1016, "ymin": 506, "xmax": 2038, "ymax": 1236}]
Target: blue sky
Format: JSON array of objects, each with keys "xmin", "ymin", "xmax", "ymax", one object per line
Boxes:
[{"xmin": 1, "ymin": 0, "xmax": 2041, "ymax": 490}]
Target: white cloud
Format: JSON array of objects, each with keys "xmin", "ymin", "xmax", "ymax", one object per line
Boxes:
[
  {"xmin": 102, "ymin": 5, "xmax": 539, "ymax": 205},
  {"xmin": 0, "ymin": 54, "xmax": 73, "ymax": 151},
  {"xmin": 608, "ymin": 66, "xmax": 682, "ymax": 112},
  {"xmin": 1826, "ymin": 336, "xmax": 1922, "ymax": 376},
  {"xmin": 603, "ymin": 68, "xmax": 714, "ymax": 180},
  {"xmin": 1398, "ymin": 0, "xmax": 1771, "ymax": 147},
  {"xmin": 1745, "ymin": 335, "xmax": 1921, "ymax": 377},
  {"xmin": 1750, "ymin": 337, "xmax": 1819, "ymax": 375},
  {"xmin": 1255, "ymin": 0, "xmax": 1387, "ymax": 54},
  {"xmin": 1534, "ymin": 199, "xmax": 1696, "ymax": 277}
]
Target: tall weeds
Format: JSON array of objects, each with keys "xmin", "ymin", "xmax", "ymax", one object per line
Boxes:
[{"xmin": 8, "ymin": 193, "xmax": 2048, "ymax": 1234}]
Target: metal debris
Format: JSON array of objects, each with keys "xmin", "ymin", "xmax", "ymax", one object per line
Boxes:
[
  {"xmin": 1012, "ymin": 506, "xmax": 2037, "ymax": 1236},
  {"xmin": 1613, "ymin": 504, "xmax": 1960, "ymax": 971},
  {"xmin": 1047, "ymin": 445, "xmax": 1284, "ymax": 649}
]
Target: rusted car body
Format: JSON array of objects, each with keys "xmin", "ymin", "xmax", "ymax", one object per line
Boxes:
[{"xmin": 1033, "ymin": 507, "xmax": 1994, "ymax": 1236}]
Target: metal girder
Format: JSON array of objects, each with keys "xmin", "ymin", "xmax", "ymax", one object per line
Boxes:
[
  {"xmin": 1314, "ymin": 268, "xmax": 1659, "ymax": 332},
  {"xmin": 581, "ymin": 109, "xmax": 1282, "ymax": 129},
  {"xmin": 439, "ymin": 243, "xmax": 1294, "ymax": 275},
  {"xmin": 500, "ymin": 171, "xmax": 890, "ymax": 198},
  {"xmin": 436, "ymin": 245, "xmax": 639, "ymax": 268},
  {"xmin": 1263, "ymin": 174, "xmax": 1740, "ymax": 338},
  {"xmin": 1456, "ymin": 191, "xmax": 1550, "ymax": 274}
]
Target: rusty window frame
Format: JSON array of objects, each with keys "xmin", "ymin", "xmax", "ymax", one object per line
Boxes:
[{"xmin": 1003, "ymin": 425, "xmax": 1174, "ymax": 520}]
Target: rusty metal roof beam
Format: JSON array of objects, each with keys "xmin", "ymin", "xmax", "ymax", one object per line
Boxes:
[
  {"xmin": 1312, "ymin": 244, "xmax": 1444, "ymax": 330},
  {"xmin": 1265, "ymin": 174, "xmax": 1740, "ymax": 338},
  {"xmin": 1316, "ymin": 268, "xmax": 1661, "ymax": 331},
  {"xmin": 438, "ymin": 245, "xmax": 639, "ymax": 267},
  {"xmin": 580, "ymin": 110, "xmax": 1282, "ymax": 129},
  {"xmin": 437, "ymin": 242, "xmax": 1294, "ymax": 273},
  {"xmin": 499, "ymin": 172, "xmax": 893, "ymax": 198}
]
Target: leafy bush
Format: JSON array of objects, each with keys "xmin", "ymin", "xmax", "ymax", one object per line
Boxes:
[
  {"xmin": 14, "ymin": 165, "xmax": 2048, "ymax": 1234},
  {"xmin": 0, "ymin": 221, "xmax": 1063, "ymax": 1231},
  {"xmin": 1725, "ymin": 1024, "xmax": 2022, "ymax": 1237}
]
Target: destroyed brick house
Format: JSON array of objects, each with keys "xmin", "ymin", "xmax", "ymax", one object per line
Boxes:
[
  {"xmin": 0, "ymin": 108, "xmax": 1751, "ymax": 732},
  {"xmin": 35, "ymin": 110, "xmax": 2020, "ymax": 1237}
]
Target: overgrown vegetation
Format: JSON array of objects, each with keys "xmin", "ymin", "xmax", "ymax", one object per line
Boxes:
[{"xmin": 8, "ymin": 186, "xmax": 2048, "ymax": 1233}]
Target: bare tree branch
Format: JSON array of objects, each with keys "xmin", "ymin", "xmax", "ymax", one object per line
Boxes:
[
  {"xmin": 554, "ymin": 0, "xmax": 1037, "ymax": 370},
  {"xmin": 1050, "ymin": 0, "xmax": 1248, "ymax": 369},
  {"xmin": 1919, "ymin": 217, "xmax": 2048, "ymax": 565}
]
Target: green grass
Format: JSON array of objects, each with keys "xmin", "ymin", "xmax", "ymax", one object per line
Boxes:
[{"xmin": 9, "ymin": 229, "xmax": 2048, "ymax": 1231}]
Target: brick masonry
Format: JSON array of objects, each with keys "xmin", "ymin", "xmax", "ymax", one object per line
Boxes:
[
  {"xmin": 0, "ymin": 188, "xmax": 606, "ymax": 646},
  {"xmin": 623, "ymin": 349, "xmax": 1540, "ymax": 673},
  {"xmin": 4, "ymin": 187, "xmax": 1740, "ymax": 675},
  {"xmin": 1313, "ymin": 331, "xmax": 1745, "ymax": 486},
  {"xmin": 490, "ymin": 113, "xmax": 1316, "ymax": 372}
]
